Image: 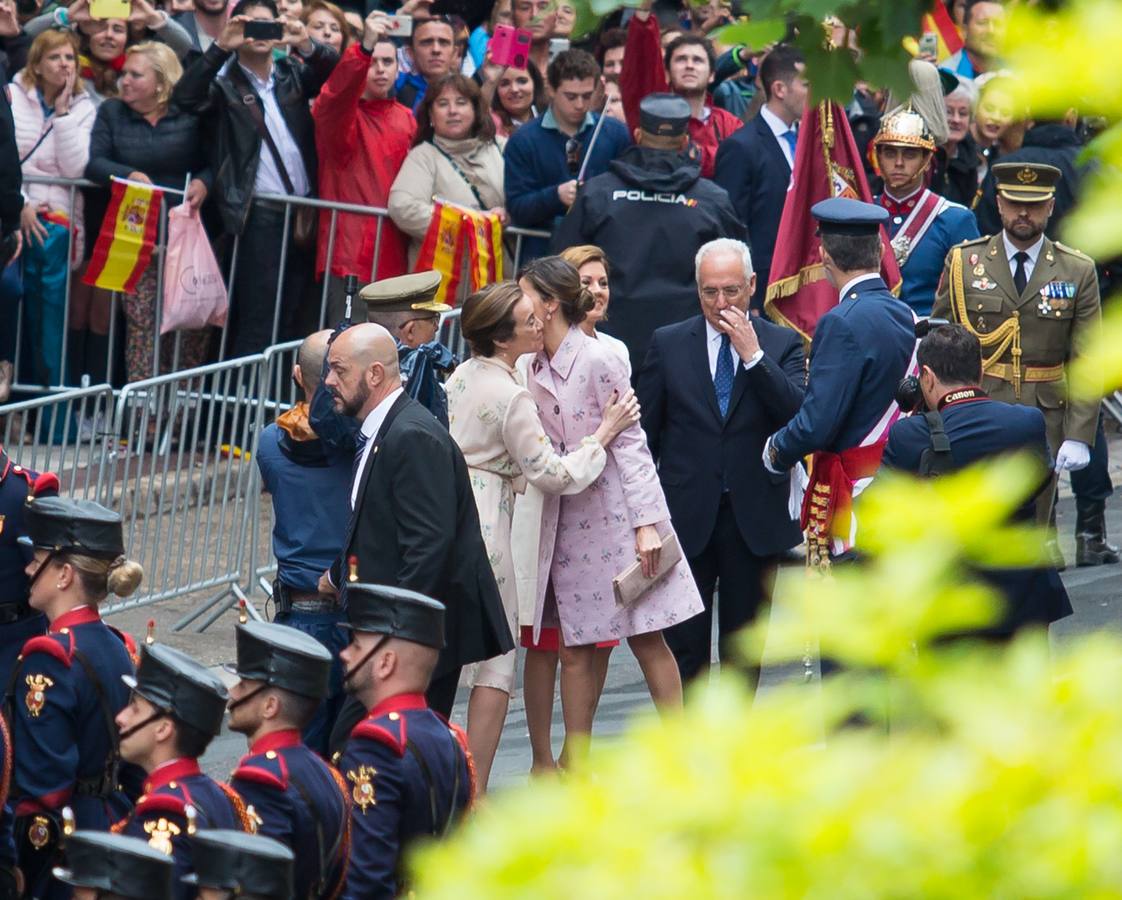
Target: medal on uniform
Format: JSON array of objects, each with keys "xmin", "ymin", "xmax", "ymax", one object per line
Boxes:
[
  {"xmin": 973, "ymin": 264, "xmax": 985, "ymax": 276},
  {"xmin": 892, "ymin": 235, "xmax": 911, "ymax": 266},
  {"xmin": 971, "ymin": 277, "xmax": 997, "ymax": 291},
  {"xmin": 969, "ymin": 253, "xmax": 979, "ymax": 265},
  {"xmin": 25, "ymin": 673, "xmax": 54, "ymax": 717},
  {"xmin": 144, "ymin": 818, "xmax": 181, "ymax": 855},
  {"xmin": 348, "ymin": 766, "xmax": 377, "ymax": 813}
]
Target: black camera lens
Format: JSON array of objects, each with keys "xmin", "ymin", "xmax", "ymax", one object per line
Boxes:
[{"xmin": 895, "ymin": 375, "xmax": 924, "ymax": 414}]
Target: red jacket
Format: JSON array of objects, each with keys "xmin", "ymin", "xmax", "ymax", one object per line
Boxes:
[
  {"xmin": 313, "ymin": 43, "xmax": 417, "ymax": 280},
  {"xmin": 620, "ymin": 14, "xmax": 742, "ymax": 179}
]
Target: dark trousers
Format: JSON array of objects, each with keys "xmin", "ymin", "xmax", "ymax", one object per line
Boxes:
[
  {"xmin": 1071, "ymin": 410, "xmax": 1113, "ymax": 502},
  {"xmin": 664, "ymin": 496, "xmax": 777, "ymax": 687},
  {"xmin": 229, "ymin": 206, "xmax": 311, "ymax": 358},
  {"xmin": 274, "ymin": 608, "xmax": 347, "ymax": 757}
]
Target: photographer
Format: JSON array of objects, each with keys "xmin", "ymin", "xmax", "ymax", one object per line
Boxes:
[{"xmin": 882, "ymin": 324, "xmax": 1072, "ymax": 639}]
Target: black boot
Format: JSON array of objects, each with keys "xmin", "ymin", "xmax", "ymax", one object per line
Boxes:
[{"xmin": 1075, "ymin": 498, "xmax": 1120, "ymax": 567}]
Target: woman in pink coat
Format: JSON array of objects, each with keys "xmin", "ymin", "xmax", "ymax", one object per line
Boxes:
[{"xmin": 521, "ymin": 256, "xmax": 703, "ymax": 757}]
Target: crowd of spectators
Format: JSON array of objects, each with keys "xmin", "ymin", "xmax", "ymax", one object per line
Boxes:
[{"xmin": 0, "ymin": 0, "xmax": 1046, "ymax": 405}]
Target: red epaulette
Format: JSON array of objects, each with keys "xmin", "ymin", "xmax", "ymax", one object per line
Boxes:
[
  {"xmin": 231, "ymin": 752, "xmax": 288, "ymax": 791},
  {"xmin": 30, "ymin": 471, "xmax": 59, "ymax": 497},
  {"xmin": 134, "ymin": 791, "xmax": 188, "ymax": 818},
  {"xmin": 108, "ymin": 627, "xmax": 139, "ymax": 666},
  {"xmin": 19, "ymin": 633, "xmax": 73, "ymax": 668},
  {"xmin": 350, "ymin": 713, "xmax": 407, "ymax": 757}
]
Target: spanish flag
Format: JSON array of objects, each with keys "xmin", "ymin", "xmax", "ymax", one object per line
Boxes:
[
  {"xmin": 919, "ymin": 0, "xmax": 963, "ymax": 61},
  {"xmin": 414, "ymin": 201, "xmax": 465, "ymax": 304},
  {"xmin": 465, "ymin": 210, "xmax": 503, "ymax": 288},
  {"xmin": 83, "ymin": 177, "xmax": 163, "ymax": 294}
]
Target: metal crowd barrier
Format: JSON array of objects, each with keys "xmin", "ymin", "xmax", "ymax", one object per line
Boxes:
[{"xmin": 12, "ymin": 176, "xmax": 550, "ymax": 397}]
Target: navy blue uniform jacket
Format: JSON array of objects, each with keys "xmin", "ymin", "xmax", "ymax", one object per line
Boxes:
[
  {"xmin": 230, "ymin": 729, "xmax": 349, "ymax": 899},
  {"xmin": 340, "ymin": 693, "xmax": 472, "ymax": 900},
  {"xmin": 638, "ymin": 314, "xmax": 805, "ymax": 558},
  {"xmin": 771, "ymin": 277, "xmax": 915, "ymax": 468},
  {"xmin": 882, "ymin": 395, "xmax": 1072, "ymax": 636}
]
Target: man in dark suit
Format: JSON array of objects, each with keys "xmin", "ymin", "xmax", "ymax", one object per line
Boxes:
[
  {"xmin": 713, "ymin": 45, "xmax": 808, "ymax": 313},
  {"xmin": 639, "ymin": 239, "xmax": 806, "ymax": 687},
  {"xmin": 882, "ymin": 324, "xmax": 1072, "ymax": 638},
  {"xmin": 319, "ymin": 318, "xmax": 513, "ymax": 722}
]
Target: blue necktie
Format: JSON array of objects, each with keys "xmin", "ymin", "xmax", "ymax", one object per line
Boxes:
[
  {"xmin": 783, "ymin": 128, "xmax": 797, "ymax": 160},
  {"xmin": 352, "ymin": 430, "xmax": 369, "ymax": 484},
  {"xmin": 714, "ymin": 334, "xmax": 734, "ymax": 418}
]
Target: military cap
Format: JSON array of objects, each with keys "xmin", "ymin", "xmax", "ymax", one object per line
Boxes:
[
  {"xmin": 873, "ymin": 105, "xmax": 936, "ymax": 152},
  {"xmin": 53, "ymin": 831, "xmax": 174, "ymax": 900},
  {"xmin": 811, "ymin": 197, "xmax": 889, "ymax": 236},
  {"xmin": 360, "ymin": 271, "xmax": 451, "ymax": 314},
  {"xmin": 123, "ymin": 643, "xmax": 229, "ymax": 736},
  {"xmin": 639, "ymin": 93, "xmax": 691, "ymax": 137},
  {"xmin": 183, "ymin": 830, "xmax": 294, "ymax": 900},
  {"xmin": 992, "ymin": 162, "xmax": 1062, "ymax": 203},
  {"xmin": 344, "ymin": 583, "xmax": 445, "ymax": 650},
  {"xmin": 230, "ymin": 621, "xmax": 332, "ymax": 700},
  {"xmin": 18, "ymin": 496, "xmax": 125, "ymax": 559}
]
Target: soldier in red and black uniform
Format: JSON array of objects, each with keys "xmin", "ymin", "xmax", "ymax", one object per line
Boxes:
[
  {"xmin": 226, "ymin": 621, "xmax": 350, "ymax": 899},
  {"xmin": 8, "ymin": 497, "xmax": 142, "ymax": 899}
]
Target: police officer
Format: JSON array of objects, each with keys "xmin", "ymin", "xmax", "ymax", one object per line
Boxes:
[
  {"xmin": 52, "ymin": 831, "xmax": 175, "ymax": 900},
  {"xmin": 360, "ymin": 271, "xmax": 457, "ymax": 427},
  {"xmin": 551, "ymin": 93, "xmax": 746, "ymax": 373},
  {"xmin": 933, "ymin": 162, "xmax": 1102, "ymax": 530},
  {"xmin": 337, "ymin": 584, "xmax": 472, "ymax": 900},
  {"xmin": 0, "ymin": 446, "xmax": 58, "ymax": 683},
  {"xmin": 113, "ymin": 643, "xmax": 251, "ymax": 898},
  {"xmin": 872, "ymin": 105, "xmax": 979, "ymax": 315},
  {"xmin": 185, "ymin": 830, "xmax": 295, "ymax": 900},
  {"xmin": 9, "ymin": 497, "xmax": 143, "ymax": 899},
  {"xmin": 227, "ymin": 621, "xmax": 349, "ymax": 899},
  {"xmin": 763, "ymin": 198, "xmax": 916, "ymax": 564},
  {"xmin": 882, "ymin": 324, "xmax": 1072, "ymax": 637}
]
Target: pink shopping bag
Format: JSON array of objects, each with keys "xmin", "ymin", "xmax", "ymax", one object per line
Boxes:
[{"xmin": 161, "ymin": 202, "xmax": 228, "ymax": 334}]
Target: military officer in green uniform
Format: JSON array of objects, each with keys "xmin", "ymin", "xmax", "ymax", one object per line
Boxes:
[{"xmin": 933, "ymin": 161, "xmax": 1101, "ymax": 525}]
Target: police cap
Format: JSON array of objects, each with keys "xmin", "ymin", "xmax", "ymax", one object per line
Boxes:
[
  {"xmin": 639, "ymin": 93, "xmax": 690, "ymax": 137},
  {"xmin": 992, "ymin": 162, "xmax": 1062, "ymax": 203},
  {"xmin": 18, "ymin": 496, "xmax": 125, "ymax": 558},
  {"xmin": 53, "ymin": 831, "xmax": 174, "ymax": 900},
  {"xmin": 123, "ymin": 643, "xmax": 228, "ymax": 736},
  {"xmin": 184, "ymin": 830, "xmax": 294, "ymax": 900},
  {"xmin": 360, "ymin": 271, "xmax": 451, "ymax": 315},
  {"xmin": 811, "ymin": 197, "xmax": 890, "ymax": 236},
  {"xmin": 231, "ymin": 621, "xmax": 332, "ymax": 700},
  {"xmin": 343, "ymin": 583, "xmax": 445, "ymax": 650}
]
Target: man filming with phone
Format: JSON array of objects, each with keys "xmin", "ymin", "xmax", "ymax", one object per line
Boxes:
[
  {"xmin": 172, "ymin": 0, "xmax": 338, "ymax": 357},
  {"xmin": 881, "ymin": 323, "xmax": 1072, "ymax": 640}
]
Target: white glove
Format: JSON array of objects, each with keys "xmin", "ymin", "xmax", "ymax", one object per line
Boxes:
[{"xmin": 1054, "ymin": 439, "xmax": 1091, "ymax": 473}]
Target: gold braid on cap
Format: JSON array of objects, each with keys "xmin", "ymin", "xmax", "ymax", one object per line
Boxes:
[
  {"xmin": 873, "ymin": 105, "xmax": 936, "ymax": 152},
  {"xmin": 948, "ymin": 246, "xmax": 1023, "ymax": 396}
]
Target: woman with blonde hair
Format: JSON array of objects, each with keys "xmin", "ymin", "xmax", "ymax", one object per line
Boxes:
[
  {"xmin": 559, "ymin": 244, "xmax": 630, "ymax": 375},
  {"xmin": 86, "ymin": 40, "xmax": 211, "ymax": 381},
  {"xmin": 446, "ymin": 280, "xmax": 640, "ymax": 789},
  {"xmin": 10, "ymin": 497, "xmax": 144, "ymax": 897}
]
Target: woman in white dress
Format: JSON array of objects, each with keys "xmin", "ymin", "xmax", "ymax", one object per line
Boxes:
[{"xmin": 445, "ymin": 281, "xmax": 639, "ymax": 790}]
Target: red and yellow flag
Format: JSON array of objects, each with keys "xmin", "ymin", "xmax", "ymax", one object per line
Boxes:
[
  {"xmin": 83, "ymin": 178, "xmax": 163, "ymax": 293},
  {"xmin": 414, "ymin": 201, "xmax": 503, "ymax": 303},
  {"xmin": 919, "ymin": 0, "xmax": 963, "ymax": 61}
]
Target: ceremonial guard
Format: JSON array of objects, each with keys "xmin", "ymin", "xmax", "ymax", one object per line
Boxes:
[
  {"xmin": 227, "ymin": 621, "xmax": 349, "ymax": 899},
  {"xmin": 933, "ymin": 162, "xmax": 1102, "ymax": 525},
  {"xmin": 185, "ymin": 830, "xmax": 295, "ymax": 900},
  {"xmin": 113, "ymin": 643, "xmax": 251, "ymax": 898},
  {"xmin": 0, "ymin": 445, "xmax": 58, "ymax": 683},
  {"xmin": 337, "ymin": 583, "xmax": 473, "ymax": 900},
  {"xmin": 763, "ymin": 198, "xmax": 917, "ymax": 562},
  {"xmin": 8, "ymin": 497, "xmax": 142, "ymax": 899},
  {"xmin": 52, "ymin": 831, "xmax": 175, "ymax": 900},
  {"xmin": 872, "ymin": 106, "xmax": 980, "ymax": 316}
]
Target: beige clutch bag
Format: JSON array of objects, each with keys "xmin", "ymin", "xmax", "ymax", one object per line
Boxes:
[{"xmin": 613, "ymin": 532, "xmax": 683, "ymax": 607}]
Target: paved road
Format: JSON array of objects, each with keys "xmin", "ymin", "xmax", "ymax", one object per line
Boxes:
[{"xmin": 200, "ymin": 490, "xmax": 1122, "ymax": 790}]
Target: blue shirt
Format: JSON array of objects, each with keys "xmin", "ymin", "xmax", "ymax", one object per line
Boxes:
[{"xmin": 256, "ymin": 413, "xmax": 352, "ymax": 593}]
